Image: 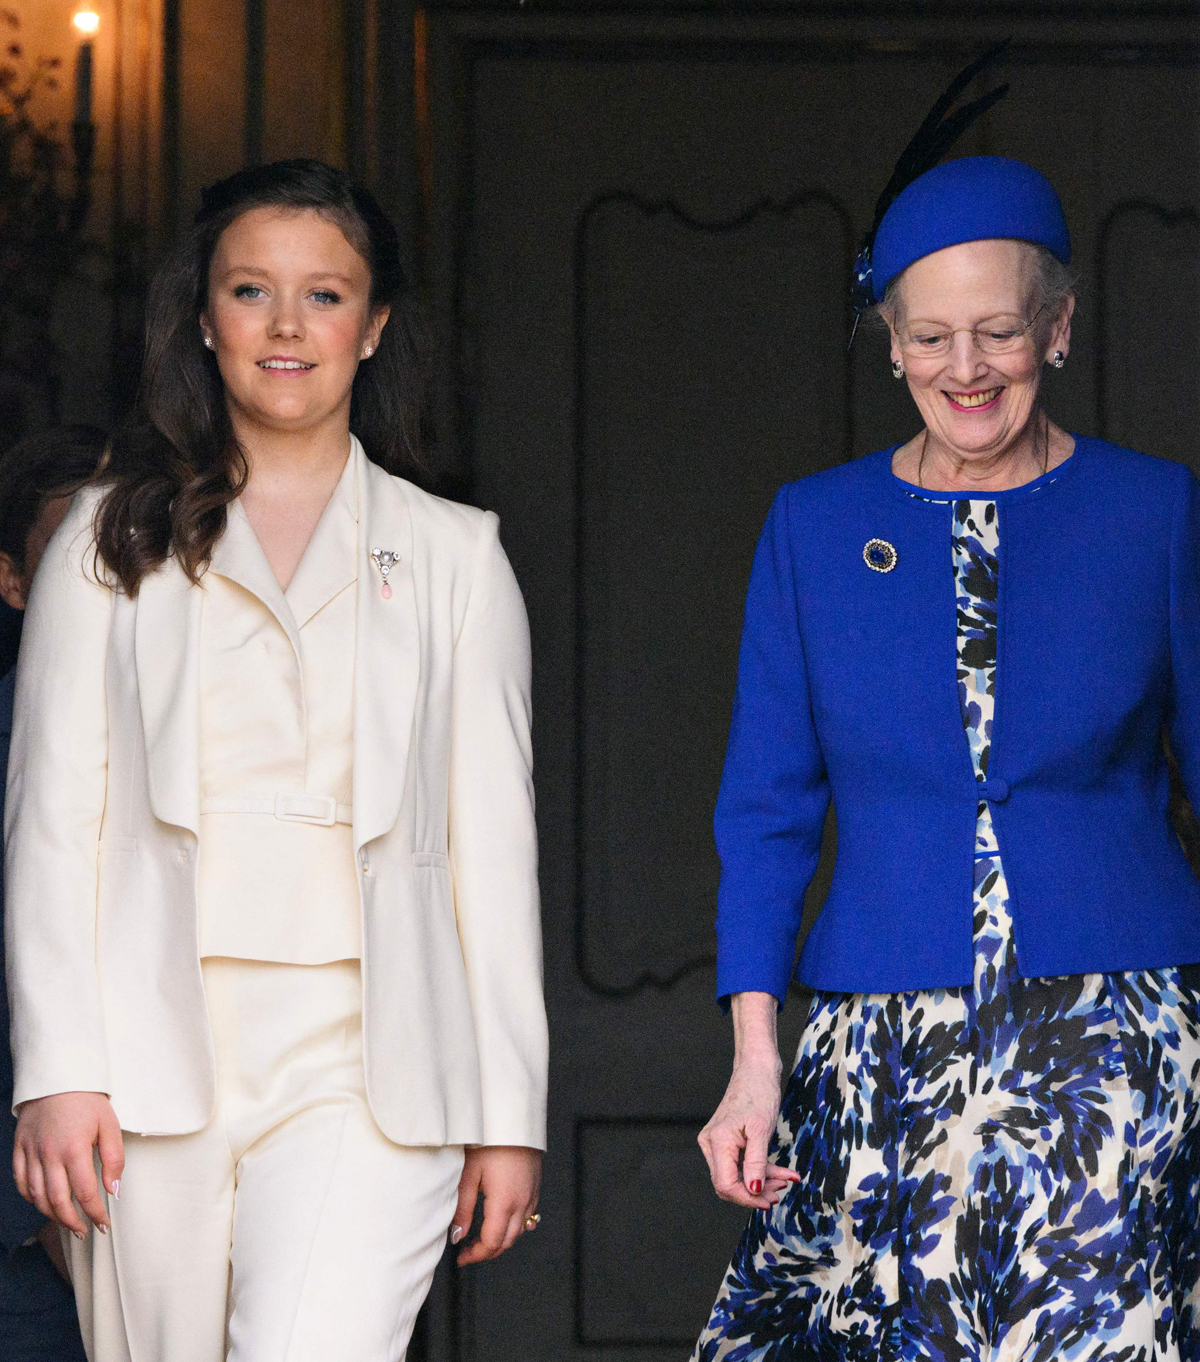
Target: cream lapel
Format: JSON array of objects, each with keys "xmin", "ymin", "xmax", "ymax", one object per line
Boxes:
[
  {"xmin": 134, "ymin": 555, "xmax": 202, "ymax": 836},
  {"xmin": 209, "ymin": 499, "xmax": 303, "ymax": 658},
  {"xmin": 353, "ymin": 438, "xmax": 420, "ymax": 849},
  {"xmin": 285, "ymin": 450, "xmax": 358, "ymax": 629}
]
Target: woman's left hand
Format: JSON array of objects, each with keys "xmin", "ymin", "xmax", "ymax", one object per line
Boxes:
[{"xmin": 451, "ymin": 1145, "xmax": 542, "ymax": 1264}]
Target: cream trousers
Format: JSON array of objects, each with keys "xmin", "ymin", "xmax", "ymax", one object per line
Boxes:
[{"xmin": 66, "ymin": 958, "xmax": 464, "ymax": 1362}]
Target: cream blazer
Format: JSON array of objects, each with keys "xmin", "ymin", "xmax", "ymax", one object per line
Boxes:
[{"xmin": 4, "ymin": 438, "xmax": 548, "ymax": 1149}]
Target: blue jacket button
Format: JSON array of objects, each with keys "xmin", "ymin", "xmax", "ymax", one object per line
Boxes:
[{"xmin": 980, "ymin": 778, "xmax": 1010, "ymax": 803}]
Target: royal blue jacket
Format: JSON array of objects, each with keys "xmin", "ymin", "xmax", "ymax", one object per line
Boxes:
[{"xmin": 714, "ymin": 437, "xmax": 1200, "ymax": 1001}]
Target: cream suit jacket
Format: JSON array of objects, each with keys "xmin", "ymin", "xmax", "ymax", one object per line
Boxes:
[{"xmin": 4, "ymin": 438, "xmax": 548, "ymax": 1149}]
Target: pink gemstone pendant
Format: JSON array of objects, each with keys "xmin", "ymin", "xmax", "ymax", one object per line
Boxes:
[{"xmin": 370, "ymin": 546, "xmax": 400, "ymax": 600}]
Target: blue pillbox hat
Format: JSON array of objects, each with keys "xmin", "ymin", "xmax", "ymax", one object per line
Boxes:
[{"xmin": 870, "ymin": 156, "xmax": 1071, "ymax": 302}]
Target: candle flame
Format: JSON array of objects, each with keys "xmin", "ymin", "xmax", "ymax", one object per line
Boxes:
[{"xmin": 73, "ymin": 10, "xmax": 100, "ymax": 35}]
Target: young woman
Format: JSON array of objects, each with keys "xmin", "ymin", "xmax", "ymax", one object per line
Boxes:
[{"xmin": 5, "ymin": 159, "xmax": 547, "ymax": 1362}]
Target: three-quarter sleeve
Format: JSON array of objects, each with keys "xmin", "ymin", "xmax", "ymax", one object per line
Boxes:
[
  {"xmin": 1168, "ymin": 465, "xmax": 1200, "ymax": 805},
  {"xmin": 714, "ymin": 486, "xmax": 830, "ymax": 1007}
]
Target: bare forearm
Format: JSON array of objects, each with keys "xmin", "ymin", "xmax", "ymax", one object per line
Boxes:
[
  {"xmin": 699, "ymin": 992, "xmax": 797, "ymax": 1209},
  {"xmin": 730, "ymin": 991, "xmax": 781, "ymax": 1073}
]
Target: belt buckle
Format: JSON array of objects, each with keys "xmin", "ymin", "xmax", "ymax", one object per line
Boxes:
[{"xmin": 274, "ymin": 793, "xmax": 337, "ymax": 827}]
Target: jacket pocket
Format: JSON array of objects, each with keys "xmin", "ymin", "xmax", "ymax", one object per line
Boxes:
[
  {"xmin": 412, "ymin": 850, "xmax": 449, "ymax": 870},
  {"xmin": 98, "ymin": 835, "xmax": 138, "ymax": 854}
]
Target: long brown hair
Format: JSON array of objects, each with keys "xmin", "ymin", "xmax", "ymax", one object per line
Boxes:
[{"xmin": 94, "ymin": 159, "xmax": 429, "ymax": 595}]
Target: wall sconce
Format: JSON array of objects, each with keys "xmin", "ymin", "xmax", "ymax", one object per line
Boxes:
[{"xmin": 70, "ymin": 10, "xmax": 100, "ymax": 229}]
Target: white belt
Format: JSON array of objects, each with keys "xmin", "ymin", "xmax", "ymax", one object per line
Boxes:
[{"xmin": 199, "ymin": 794, "xmax": 352, "ymax": 827}]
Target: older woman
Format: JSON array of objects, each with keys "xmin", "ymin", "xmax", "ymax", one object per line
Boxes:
[{"xmin": 694, "ymin": 150, "xmax": 1200, "ymax": 1359}]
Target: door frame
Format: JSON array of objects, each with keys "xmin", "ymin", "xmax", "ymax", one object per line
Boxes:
[{"xmin": 412, "ymin": 6, "xmax": 1200, "ymax": 1357}]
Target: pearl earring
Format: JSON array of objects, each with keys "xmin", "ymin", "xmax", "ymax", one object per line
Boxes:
[
  {"xmin": 892, "ymin": 360, "xmax": 904, "ymax": 379},
  {"xmin": 363, "ymin": 345, "xmax": 374, "ymax": 358},
  {"xmin": 203, "ymin": 336, "xmax": 213, "ymax": 349},
  {"xmin": 1052, "ymin": 351, "xmax": 1065, "ymax": 369}
]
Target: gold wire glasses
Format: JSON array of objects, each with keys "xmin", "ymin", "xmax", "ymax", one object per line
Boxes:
[{"xmin": 897, "ymin": 303, "xmax": 1046, "ymax": 359}]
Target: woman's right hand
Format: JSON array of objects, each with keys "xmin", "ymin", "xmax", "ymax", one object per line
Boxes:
[
  {"xmin": 13, "ymin": 1093, "xmax": 124, "ymax": 1239},
  {"xmin": 697, "ymin": 990, "xmax": 801, "ymax": 1211}
]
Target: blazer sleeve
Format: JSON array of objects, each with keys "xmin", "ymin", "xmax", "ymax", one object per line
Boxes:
[
  {"xmin": 1169, "ymin": 467, "xmax": 1200, "ymax": 808},
  {"xmin": 714, "ymin": 485, "xmax": 830, "ymax": 1008},
  {"xmin": 0, "ymin": 686, "xmax": 46, "ymax": 1254},
  {"xmin": 448, "ymin": 513, "xmax": 548, "ymax": 1149},
  {"xmin": 4, "ymin": 493, "xmax": 113, "ymax": 1109}
]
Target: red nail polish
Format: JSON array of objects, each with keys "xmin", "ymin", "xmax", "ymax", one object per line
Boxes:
[{"xmin": 749, "ymin": 1179, "xmax": 762, "ymax": 1195}]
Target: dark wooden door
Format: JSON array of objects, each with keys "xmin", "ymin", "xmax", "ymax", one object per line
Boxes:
[{"xmin": 412, "ymin": 9, "xmax": 1200, "ymax": 1359}]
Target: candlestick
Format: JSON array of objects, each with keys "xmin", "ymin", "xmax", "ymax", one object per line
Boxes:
[{"xmin": 73, "ymin": 40, "xmax": 92, "ymax": 126}]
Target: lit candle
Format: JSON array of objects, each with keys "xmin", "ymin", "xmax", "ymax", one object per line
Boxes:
[{"xmin": 72, "ymin": 11, "xmax": 100, "ymax": 125}]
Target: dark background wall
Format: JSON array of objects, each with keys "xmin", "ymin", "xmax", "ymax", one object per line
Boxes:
[{"xmin": 7, "ymin": 3, "xmax": 1200, "ymax": 1358}]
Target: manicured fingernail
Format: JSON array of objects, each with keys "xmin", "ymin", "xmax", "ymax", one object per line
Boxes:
[
  {"xmin": 97, "ymin": 1224, "xmax": 107, "ymax": 1235},
  {"xmin": 111, "ymin": 1180, "xmax": 120, "ymax": 1201},
  {"xmin": 73, "ymin": 1230, "xmax": 86, "ymax": 1242},
  {"xmin": 450, "ymin": 1225, "xmax": 465, "ymax": 1244},
  {"xmin": 749, "ymin": 1180, "xmax": 762, "ymax": 1195}
]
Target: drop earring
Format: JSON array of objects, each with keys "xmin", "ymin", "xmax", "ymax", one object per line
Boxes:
[
  {"xmin": 1052, "ymin": 351, "xmax": 1065, "ymax": 369},
  {"xmin": 892, "ymin": 360, "xmax": 904, "ymax": 379}
]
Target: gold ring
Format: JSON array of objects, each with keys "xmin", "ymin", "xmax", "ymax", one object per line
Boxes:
[{"xmin": 524, "ymin": 1213, "xmax": 541, "ymax": 1231}]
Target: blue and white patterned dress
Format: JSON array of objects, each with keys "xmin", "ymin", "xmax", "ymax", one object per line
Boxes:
[{"xmin": 695, "ymin": 496, "xmax": 1200, "ymax": 1362}]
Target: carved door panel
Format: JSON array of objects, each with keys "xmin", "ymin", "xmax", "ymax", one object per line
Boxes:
[{"xmin": 413, "ymin": 13, "xmax": 1199, "ymax": 1361}]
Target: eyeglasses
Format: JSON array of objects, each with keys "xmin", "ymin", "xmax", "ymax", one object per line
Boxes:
[{"xmin": 897, "ymin": 303, "xmax": 1046, "ymax": 359}]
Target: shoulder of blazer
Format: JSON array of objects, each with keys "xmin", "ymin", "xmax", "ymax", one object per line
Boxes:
[
  {"xmin": 777, "ymin": 439, "xmax": 1192, "ymax": 528},
  {"xmin": 375, "ymin": 466, "xmax": 497, "ymax": 562},
  {"xmin": 1070, "ymin": 434, "xmax": 1194, "ymax": 503},
  {"xmin": 20, "ymin": 483, "xmax": 114, "ymax": 615},
  {"xmin": 55, "ymin": 483, "xmax": 108, "ymax": 570},
  {"xmin": 770, "ymin": 449, "xmax": 895, "ymax": 529}
]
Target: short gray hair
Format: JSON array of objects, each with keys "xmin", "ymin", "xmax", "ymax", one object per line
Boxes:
[
  {"xmin": 1026, "ymin": 244, "xmax": 1075, "ymax": 340},
  {"xmin": 877, "ymin": 240, "xmax": 1075, "ymax": 337}
]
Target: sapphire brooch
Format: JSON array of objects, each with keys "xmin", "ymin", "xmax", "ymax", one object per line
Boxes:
[{"xmin": 863, "ymin": 538, "xmax": 898, "ymax": 573}]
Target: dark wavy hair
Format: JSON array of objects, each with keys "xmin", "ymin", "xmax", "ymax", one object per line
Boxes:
[
  {"xmin": 94, "ymin": 159, "xmax": 429, "ymax": 594},
  {"xmin": 0, "ymin": 425, "xmax": 109, "ymax": 569}
]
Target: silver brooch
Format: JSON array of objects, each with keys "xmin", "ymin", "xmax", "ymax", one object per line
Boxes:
[
  {"xmin": 370, "ymin": 546, "xmax": 400, "ymax": 599},
  {"xmin": 863, "ymin": 538, "xmax": 897, "ymax": 573}
]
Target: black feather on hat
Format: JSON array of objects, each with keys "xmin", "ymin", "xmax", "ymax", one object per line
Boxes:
[{"xmin": 849, "ymin": 40, "xmax": 1011, "ymax": 348}]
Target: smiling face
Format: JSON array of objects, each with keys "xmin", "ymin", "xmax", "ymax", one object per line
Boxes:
[
  {"xmin": 199, "ymin": 206, "xmax": 389, "ymax": 438},
  {"xmin": 886, "ymin": 238, "xmax": 1073, "ymax": 466}
]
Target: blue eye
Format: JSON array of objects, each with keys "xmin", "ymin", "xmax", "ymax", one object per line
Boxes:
[
  {"xmin": 233, "ymin": 284, "xmax": 264, "ymax": 299},
  {"xmin": 311, "ymin": 290, "xmax": 341, "ymax": 305}
]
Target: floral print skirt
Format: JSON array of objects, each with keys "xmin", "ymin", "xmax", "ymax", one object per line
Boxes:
[{"xmin": 694, "ymin": 851, "xmax": 1200, "ymax": 1362}]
